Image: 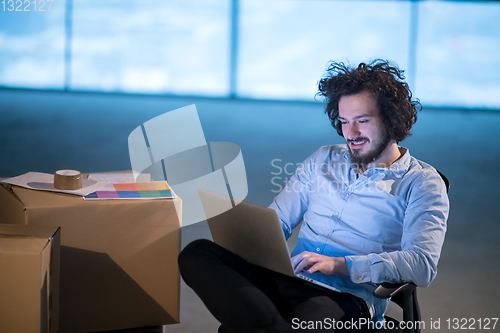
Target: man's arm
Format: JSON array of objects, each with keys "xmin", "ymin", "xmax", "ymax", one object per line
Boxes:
[
  {"xmin": 345, "ymin": 169, "xmax": 449, "ymax": 287},
  {"xmin": 290, "ymin": 168, "xmax": 448, "ymax": 288},
  {"xmin": 269, "ymin": 149, "xmax": 328, "ymax": 239}
]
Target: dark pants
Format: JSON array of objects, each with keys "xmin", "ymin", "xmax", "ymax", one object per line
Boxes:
[{"xmin": 178, "ymin": 239, "xmax": 370, "ymax": 333}]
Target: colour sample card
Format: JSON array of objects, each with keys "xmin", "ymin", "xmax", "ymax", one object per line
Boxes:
[{"xmin": 84, "ymin": 181, "xmax": 175, "ymax": 200}]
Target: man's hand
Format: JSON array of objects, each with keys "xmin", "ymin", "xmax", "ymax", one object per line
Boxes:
[{"xmin": 291, "ymin": 251, "xmax": 350, "ymax": 277}]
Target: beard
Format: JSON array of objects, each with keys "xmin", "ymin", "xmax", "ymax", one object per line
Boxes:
[{"xmin": 347, "ymin": 131, "xmax": 392, "ymax": 169}]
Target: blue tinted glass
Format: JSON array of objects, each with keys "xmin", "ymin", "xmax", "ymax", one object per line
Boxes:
[
  {"xmin": 0, "ymin": 0, "xmax": 65, "ymax": 88},
  {"xmin": 70, "ymin": 0, "xmax": 230, "ymax": 96},
  {"xmin": 416, "ymin": 2, "xmax": 500, "ymax": 109},
  {"xmin": 238, "ymin": 0, "xmax": 411, "ymax": 100}
]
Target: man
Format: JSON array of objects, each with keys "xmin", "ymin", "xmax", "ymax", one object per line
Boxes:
[{"xmin": 178, "ymin": 60, "xmax": 449, "ymax": 332}]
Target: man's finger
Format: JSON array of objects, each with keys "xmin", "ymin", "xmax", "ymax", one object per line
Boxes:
[
  {"xmin": 308, "ymin": 263, "xmax": 321, "ymax": 274},
  {"xmin": 291, "ymin": 252, "xmax": 311, "ymax": 270},
  {"xmin": 294, "ymin": 258, "xmax": 308, "ymax": 273},
  {"xmin": 294, "ymin": 255, "xmax": 321, "ymax": 273},
  {"xmin": 295, "ymin": 257, "xmax": 314, "ymax": 273},
  {"xmin": 291, "ymin": 254, "xmax": 305, "ymax": 269}
]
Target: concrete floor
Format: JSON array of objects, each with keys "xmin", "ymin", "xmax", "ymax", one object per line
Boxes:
[{"xmin": 1, "ymin": 89, "xmax": 499, "ymax": 332}]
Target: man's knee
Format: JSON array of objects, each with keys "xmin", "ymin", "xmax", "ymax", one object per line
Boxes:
[
  {"xmin": 178, "ymin": 239, "xmax": 213, "ymax": 271},
  {"xmin": 179, "ymin": 238, "xmax": 214, "ymax": 258}
]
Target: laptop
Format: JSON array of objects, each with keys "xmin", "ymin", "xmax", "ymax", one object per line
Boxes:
[{"xmin": 199, "ymin": 190, "xmax": 341, "ymax": 293}]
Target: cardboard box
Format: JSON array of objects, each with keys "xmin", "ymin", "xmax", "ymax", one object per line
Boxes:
[
  {"xmin": 0, "ymin": 183, "xmax": 182, "ymax": 333},
  {"xmin": 0, "ymin": 224, "xmax": 61, "ymax": 333}
]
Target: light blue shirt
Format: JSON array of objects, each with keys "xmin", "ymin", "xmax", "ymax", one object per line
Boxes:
[{"xmin": 269, "ymin": 145, "xmax": 449, "ymax": 321}]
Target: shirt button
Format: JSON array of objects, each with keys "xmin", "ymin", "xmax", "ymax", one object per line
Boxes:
[
  {"xmin": 334, "ymin": 212, "xmax": 339, "ymax": 216},
  {"xmin": 324, "ymin": 233, "xmax": 329, "ymax": 237},
  {"xmin": 316, "ymin": 248, "xmax": 321, "ymax": 252}
]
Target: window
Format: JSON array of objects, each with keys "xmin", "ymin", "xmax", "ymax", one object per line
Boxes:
[
  {"xmin": 70, "ymin": 0, "xmax": 230, "ymax": 96},
  {"xmin": 0, "ymin": 0, "xmax": 65, "ymax": 89},
  {"xmin": 416, "ymin": 1, "xmax": 500, "ymax": 109},
  {"xmin": 1, "ymin": 0, "xmax": 499, "ymax": 109},
  {"xmin": 237, "ymin": 0, "xmax": 411, "ymax": 100}
]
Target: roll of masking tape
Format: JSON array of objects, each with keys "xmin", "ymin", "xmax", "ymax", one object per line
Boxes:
[{"xmin": 54, "ymin": 170, "xmax": 82, "ymax": 190}]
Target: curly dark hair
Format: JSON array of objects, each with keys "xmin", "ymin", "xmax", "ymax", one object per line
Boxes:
[{"xmin": 317, "ymin": 60, "xmax": 420, "ymax": 142}]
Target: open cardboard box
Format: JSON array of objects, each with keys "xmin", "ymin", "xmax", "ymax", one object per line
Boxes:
[
  {"xmin": 0, "ymin": 224, "xmax": 61, "ymax": 333},
  {"xmin": 0, "ymin": 183, "xmax": 182, "ymax": 333}
]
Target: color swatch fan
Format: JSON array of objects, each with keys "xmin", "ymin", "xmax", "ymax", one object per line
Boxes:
[{"xmin": 84, "ymin": 181, "xmax": 175, "ymax": 200}]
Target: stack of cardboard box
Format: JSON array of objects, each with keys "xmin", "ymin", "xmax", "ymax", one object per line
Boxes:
[
  {"xmin": 0, "ymin": 183, "xmax": 182, "ymax": 333},
  {"xmin": 0, "ymin": 224, "xmax": 60, "ymax": 333}
]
